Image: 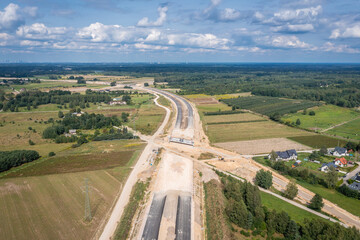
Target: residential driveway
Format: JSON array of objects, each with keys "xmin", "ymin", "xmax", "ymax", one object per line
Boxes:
[{"xmin": 343, "ymin": 162, "xmax": 360, "ymax": 183}]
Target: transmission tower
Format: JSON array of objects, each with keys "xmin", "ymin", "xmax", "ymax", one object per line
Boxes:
[{"xmin": 84, "ymin": 178, "xmax": 92, "ymax": 222}]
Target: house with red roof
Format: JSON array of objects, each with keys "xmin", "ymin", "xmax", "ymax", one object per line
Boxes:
[{"xmin": 334, "ymin": 157, "xmax": 347, "ymax": 167}]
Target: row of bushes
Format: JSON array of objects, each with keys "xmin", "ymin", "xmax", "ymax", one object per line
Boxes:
[
  {"xmin": 203, "ymin": 110, "xmax": 245, "ymax": 116},
  {"xmin": 93, "ymin": 132, "xmax": 135, "ymax": 141}
]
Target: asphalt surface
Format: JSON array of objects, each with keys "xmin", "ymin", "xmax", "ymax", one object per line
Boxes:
[
  {"xmin": 151, "ymin": 89, "xmax": 183, "ymax": 129},
  {"xmin": 151, "ymin": 88, "xmax": 193, "ymax": 129},
  {"xmin": 175, "ymin": 195, "xmax": 192, "ymax": 240},
  {"xmin": 178, "ymin": 95, "xmax": 194, "ymax": 128},
  {"xmin": 141, "ymin": 194, "xmax": 167, "ymax": 240}
]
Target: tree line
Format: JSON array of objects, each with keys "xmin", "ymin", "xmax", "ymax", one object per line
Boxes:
[
  {"xmin": 0, "ymin": 89, "xmax": 134, "ymax": 112},
  {"xmin": 0, "ymin": 150, "xmax": 40, "ymax": 173},
  {"xmin": 218, "ymin": 171, "xmax": 360, "ymax": 239}
]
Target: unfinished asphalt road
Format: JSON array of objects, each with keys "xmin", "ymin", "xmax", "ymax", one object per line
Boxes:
[
  {"xmin": 175, "ymin": 195, "xmax": 192, "ymax": 240},
  {"xmin": 141, "ymin": 194, "xmax": 167, "ymax": 240},
  {"xmin": 151, "ymin": 88, "xmax": 194, "ymax": 130}
]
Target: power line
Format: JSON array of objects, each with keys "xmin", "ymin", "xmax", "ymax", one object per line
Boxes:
[{"xmin": 84, "ymin": 178, "xmax": 92, "ymax": 222}]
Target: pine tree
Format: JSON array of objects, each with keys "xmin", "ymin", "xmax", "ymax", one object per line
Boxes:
[{"xmin": 309, "ymin": 194, "xmax": 324, "ymax": 210}]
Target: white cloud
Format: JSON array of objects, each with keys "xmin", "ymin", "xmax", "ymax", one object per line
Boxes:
[
  {"xmin": 273, "ymin": 23, "xmax": 314, "ymax": 33},
  {"xmin": 255, "ymin": 5, "xmax": 322, "ymax": 27},
  {"xmin": 77, "ymin": 22, "xmax": 140, "ymax": 42},
  {"xmin": 0, "ymin": 3, "xmax": 37, "ymax": 31},
  {"xmin": 219, "ymin": 8, "xmax": 242, "ymax": 21},
  {"xmin": 137, "ymin": 6, "xmax": 168, "ymax": 27},
  {"xmin": 167, "ymin": 33, "xmax": 231, "ymax": 49},
  {"xmin": 16, "ymin": 23, "xmax": 67, "ymax": 39},
  {"xmin": 273, "ymin": 5, "xmax": 322, "ymax": 22},
  {"xmin": 134, "ymin": 42, "xmax": 168, "ymax": 50},
  {"xmin": 20, "ymin": 40, "xmax": 47, "ymax": 46},
  {"xmin": 321, "ymin": 42, "xmax": 360, "ymax": 53},
  {"xmin": 259, "ymin": 35, "xmax": 311, "ymax": 49},
  {"xmin": 0, "ymin": 33, "xmax": 11, "ymax": 46},
  {"xmin": 236, "ymin": 46, "xmax": 265, "ymax": 53},
  {"xmin": 330, "ymin": 23, "xmax": 360, "ymax": 39},
  {"xmin": 78, "ymin": 22, "xmax": 231, "ymax": 51}
]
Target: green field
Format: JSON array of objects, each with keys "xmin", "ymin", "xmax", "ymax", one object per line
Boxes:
[
  {"xmin": 288, "ymin": 135, "xmax": 349, "ymax": 148},
  {"xmin": 204, "ymin": 112, "xmax": 264, "ymax": 124},
  {"xmin": 128, "ymin": 98, "xmax": 166, "ymax": 135},
  {"xmin": 260, "ymin": 191, "xmax": 325, "ymax": 224},
  {"xmin": 206, "ymin": 118, "xmax": 313, "ymax": 143},
  {"xmin": 327, "ymin": 118, "xmax": 360, "ymax": 140},
  {"xmin": 0, "ymin": 138, "xmax": 145, "ymax": 240},
  {"xmin": 196, "ymin": 103, "xmax": 232, "ymax": 114},
  {"xmin": 1, "ymin": 140, "xmax": 145, "ymax": 178},
  {"xmin": 282, "ymin": 105, "xmax": 360, "ymax": 132},
  {"xmin": 222, "ymin": 96, "xmax": 321, "ymax": 116}
]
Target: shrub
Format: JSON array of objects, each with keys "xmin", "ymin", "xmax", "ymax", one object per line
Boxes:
[
  {"xmin": 48, "ymin": 152, "xmax": 56, "ymax": 157},
  {"xmin": 255, "ymin": 169, "xmax": 273, "ymax": 189}
]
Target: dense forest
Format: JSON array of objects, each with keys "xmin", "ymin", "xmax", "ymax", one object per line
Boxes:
[{"xmin": 0, "ymin": 150, "xmax": 40, "ymax": 173}]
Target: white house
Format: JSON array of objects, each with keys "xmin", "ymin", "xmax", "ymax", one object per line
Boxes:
[
  {"xmin": 320, "ymin": 162, "xmax": 338, "ymax": 172},
  {"xmin": 332, "ymin": 147, "xmax": 347, "ymax": 157},
  {"xmin": 268, "ymin": 149, "xmax": 297, "ymax": 161}
]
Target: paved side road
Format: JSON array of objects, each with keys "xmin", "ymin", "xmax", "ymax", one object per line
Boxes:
[{"xmin": 343, "ymin": 162, "xmax": 360, "ymax": 182}]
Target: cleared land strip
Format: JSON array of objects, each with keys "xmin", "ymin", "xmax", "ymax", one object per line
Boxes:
[
  {"xmin": 214, "ymin": 137, "xmax": 312, "ymax": 155},
  {"xmin": 198, "ymin": 160, "xmax": 346, "ymax": 227}
]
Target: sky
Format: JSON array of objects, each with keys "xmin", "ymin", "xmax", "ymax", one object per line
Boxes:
[{"xmin": 0, "ymin": 0, "xmax": 359, "ymax": 62}]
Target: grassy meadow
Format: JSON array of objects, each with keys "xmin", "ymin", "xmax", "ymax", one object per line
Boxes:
[
  {"xmin": 327, "ymin": 118, "xmax": 360, "ymax": 140},
  {"xmin": 282, "ymin": 105, "xmax": 360, "ymax": 131},
  {"xmin": 260, "ymin": 191, "xmax": 326, "ymax": 224}
]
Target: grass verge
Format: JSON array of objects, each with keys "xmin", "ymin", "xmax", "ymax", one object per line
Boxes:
[{"xmin": 113, "ymin": 180, "xmax": 150, "ymax": 240}]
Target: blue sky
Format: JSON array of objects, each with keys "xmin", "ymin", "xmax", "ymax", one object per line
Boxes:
[{"xmin": 0, "ymin": 0, "xmax": 359, "ymax": 62}]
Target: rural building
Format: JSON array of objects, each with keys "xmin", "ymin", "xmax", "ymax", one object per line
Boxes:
[
  {"xmin": 332, "ymin": 147, "xmax": 347, "ymax": 157},
  {"xmin": 334, "ymin": 157, "xmax": 348, "ymax": 167},
  {"xmin": 72, "ymin": 111, "xmax": 84, "ymax": 117},
  {"xmin": 64, "ymin": 129, "xmax": 77, "ymax": 137},
  {"xmin": 69, "ymin": 129, "xmax": 77, "ymax": 135},
  {"xmin": 348, "ymin": 182, "xmax": 360, "ymax": 192},
  {"xmin": 320, "ymin": 162, "xmax": 338, "ymax": 172},
  {"xmin": 292, "ymin": 160, "xmax": 302, "ymax": 168},
  {"xmin": 109, "ymin": 101, "xmax": 126, "ymax": 105},
  {"xmin": 269, "ymin": 149, "xmax": 297, "ymax": 161}
]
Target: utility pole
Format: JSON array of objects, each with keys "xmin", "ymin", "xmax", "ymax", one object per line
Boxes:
[{"xmin": 84, "ymin": 178, "xmax": 92, "ymax": 222}]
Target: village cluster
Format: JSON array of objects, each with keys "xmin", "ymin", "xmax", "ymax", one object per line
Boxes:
[{"xmin": 269, "ymin": 147, "xmax": 360, "ymax": 192}]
